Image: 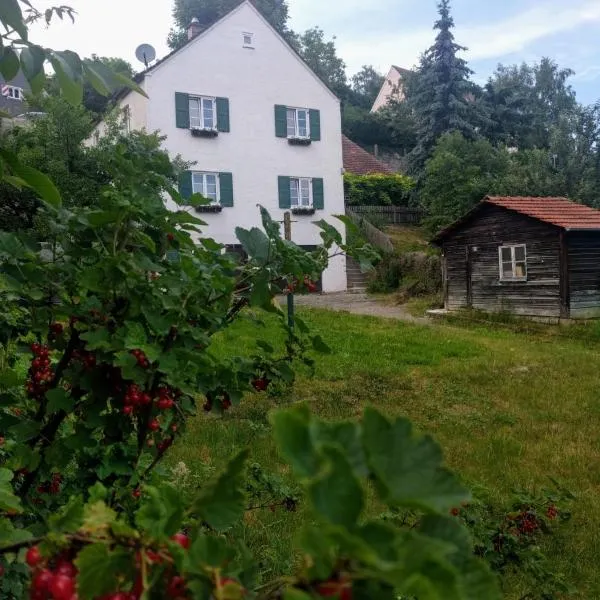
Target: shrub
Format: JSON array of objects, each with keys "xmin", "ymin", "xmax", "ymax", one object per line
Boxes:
[
  {"xmin": 369, "ymin": 252, "xmax": 442, "ymax": 296},
  {"xmin": 344, "ymin": 172, "xmax": 415, "ymax": 207}
]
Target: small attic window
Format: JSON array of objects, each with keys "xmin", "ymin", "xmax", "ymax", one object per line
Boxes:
[{"xmin": 243, "ymin": 32, "xmax": 254, "ymax": 48}]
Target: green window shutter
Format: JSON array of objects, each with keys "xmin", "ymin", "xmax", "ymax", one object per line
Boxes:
[
  {"xmin": 312, "ymin": 178, "xmax": 324, "ymax": 210},
  {"xmin": 216, "ymin": 97, "xmax": 230, "ymax": 132},
  {"xmin": 175, "ymin": 92, "xmax": 190, "ymax": 129},
  {"xmin": 278, "ymin": 176, "xmax": 291, "ymax": 208},
  {"xmin": 219, "ymin": 172, "xmax": 234, "ymax": 207},
  {"xmin": 178, "ymin": 170, "xmax": 193, "ymax": 201},
  {"xmin": 275, "ymin": 105, "xmax": 288, "ymax": 138},
  {"xmin": 309, "ymin": 109, "xmax": 321, "ymax": 141}
]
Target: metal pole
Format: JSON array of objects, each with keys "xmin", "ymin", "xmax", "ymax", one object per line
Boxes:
[{"xmin": 284, "ymin": 211, "xmax": 294, "ymax": 332}]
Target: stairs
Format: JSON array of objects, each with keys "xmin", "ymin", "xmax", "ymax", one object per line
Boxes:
[{"xmin": 346, "ymin": 256, "xmax": 368, "ymax": 293}]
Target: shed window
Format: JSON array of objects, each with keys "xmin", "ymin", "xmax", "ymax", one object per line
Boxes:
[{"xmin": 499, "ymin": 245, "xmax": 527, "ymax": 280}]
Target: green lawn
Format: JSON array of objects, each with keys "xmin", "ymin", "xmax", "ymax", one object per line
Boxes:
[{"xmin": 165, "ymin": 308, "xmax": 600, "ymax": 599}]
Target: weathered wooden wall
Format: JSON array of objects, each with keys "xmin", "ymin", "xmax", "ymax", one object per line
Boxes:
[
  {"xmin": 568, "ymin": 232, "xmax": 600, "ymax": 318},
  {"xmin": 440, "ymin": 205, "xmax": 562, "ymax": 317}
]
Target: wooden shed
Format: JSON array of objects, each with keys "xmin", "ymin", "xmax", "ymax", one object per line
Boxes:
[{"xmin": 432, "ymin": 196, "xmax": 600, "ymax": 319}]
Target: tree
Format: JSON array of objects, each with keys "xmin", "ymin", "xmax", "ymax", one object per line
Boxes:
[
  {"xmin": 483, "ymin": 59, "xmax": 578, "ymax": 150},
  {"xmin": 420, "ymin": 131, "xmax": 511, "ymax": 229},
  {"xmin": 407, "ymin": 0, "xmax": 481, "ymax": 173},
  {"xmin": 289, "ymin": 26, "xmax": 347, "ymax": 93},
  {"xmin": 351, "ymin": 65, "xmax": 385, "ymax": 109},
  {"xmin": 83, "ymin": 55, "xmax": 134, "ymax": 114},
  {"xmin": 168, "ymin": 0, "xmax": 290, "ymax": 49}
]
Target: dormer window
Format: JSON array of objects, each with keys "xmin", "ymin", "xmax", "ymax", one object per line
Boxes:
[{"xmin": 243, "ymin": 32, "xmax": 254, "ymax": 48}]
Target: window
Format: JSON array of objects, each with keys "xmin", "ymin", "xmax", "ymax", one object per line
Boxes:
[
  {"xmin": 189, "ymin": 96, "xmax": 216, "ymax": 130},
  {"xmin": 499, "ymin": 245, "xmax": 527, "ymax": 280},
  {"xmin": 286, "ymin": 108, "xmax": 310, "ymax": 138},
  {"xmin": 243, "ymin": 32, "xmax": 254, "ymax": 48},
  {"xmin": 290, "ymin": 178, "xmax": 312, "ymax": 208},
  {"xmin": 192, "ymin": 172, "xmax": 220, "ymax": 204},
  {"xmin": 2, "ymin": 85, "xmax": 23, "ymax": 101}
]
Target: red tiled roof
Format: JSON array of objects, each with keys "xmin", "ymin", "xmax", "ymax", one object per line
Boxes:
[
  {"xmin": 485, "ymin": 196, "xmax": 600, "ymax": 229},
  {"xmin": 342, "ymin": 135, "xmax": 394, "ymax": 175}
]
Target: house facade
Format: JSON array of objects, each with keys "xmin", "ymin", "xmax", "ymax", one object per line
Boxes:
[
  {"xmin": 93, "ymin": 1, "xmax": 347, "ymax": 292},
  {"xmin": 371, "ymin": 65, "xmax": 408, "ymax": 113},
  {"xmin": 0, "ymin": 71, "xmax": 29, "ymax": 117},
  {"xmin": 433, "ymin": 196, "xmax": 600, "ymax": 319}
]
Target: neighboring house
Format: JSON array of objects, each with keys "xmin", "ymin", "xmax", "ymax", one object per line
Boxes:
[
  {"xmin": 0, "ymin": 71, "xmax": 29, "ymax": 117},
  {"xmin": 342, "ymin": 135, "xmax": 394, "ymax": 175},
  {"xmin": 433, "ymin": 196, "xmax": 600, "ymax": 319},
  {"xmin": 91, "ymin": 0, "xmax": 346, "ymax": 292},
  {"xmin": 371, "ymin": 65, "xmax": 409, "ymax": 112}
]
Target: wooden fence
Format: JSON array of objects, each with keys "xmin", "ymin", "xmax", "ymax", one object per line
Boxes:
[
  {"xmin": 349, "ymin": 205, "xmax": 425, "ymax": 225},
  {"xmin": 346, "ymin": 209, "xmax": 394, "ymax": 254}
]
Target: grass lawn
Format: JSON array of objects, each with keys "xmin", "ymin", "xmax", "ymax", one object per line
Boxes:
[{"xmin": 165, "ymin": 308, "xmax": 600, "ymax": 599}]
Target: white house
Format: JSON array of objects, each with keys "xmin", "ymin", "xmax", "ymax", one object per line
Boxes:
[
  {"xmin": 371, "ymin": 65, "xmax": 409, "ymax": 112},
  {"xmin": 93, "ymin": 0, "xmax": 347, "ymax": 292}
]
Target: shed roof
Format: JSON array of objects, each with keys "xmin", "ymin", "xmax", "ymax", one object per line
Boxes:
[
  {"xmin": 433, "ymin": 196, "xmax": 600, "ymax": 243},
  {"xmin": 342, "ymin": 135, "xmax": 394, "ymax": 175}
]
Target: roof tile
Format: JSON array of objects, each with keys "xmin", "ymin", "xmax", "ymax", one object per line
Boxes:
[
  {"xmin": 342, "ymin": 135, "xmax": 394, "ymax": 175},
  {"xmin": 485, "ymin": 196, "xmax": 600, "ymax": 229}
]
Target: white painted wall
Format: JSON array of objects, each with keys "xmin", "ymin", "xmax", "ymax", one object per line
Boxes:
[
  {"xmin": 371, "ymin": 66, "xmax": 405, "ymax": 112},
  {"xmin": 139, "ymin": 1, "xmax": 346, "ymax": 292}
]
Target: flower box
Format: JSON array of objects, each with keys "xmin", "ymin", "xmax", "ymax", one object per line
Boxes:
[
  {"xmin": 288, "ymin": 137, "xmax": 312, "ymax": 146},
  {"xmin": 196, "ymin": 204, "xmax": 223, "ymax": 213},
  {"xmin": 191, "ymin": 128, "xmax": 219, "ymax": 138},
  {"xmin": 292, "ymin": 207, "xmax": 316, "ymax": 216}
]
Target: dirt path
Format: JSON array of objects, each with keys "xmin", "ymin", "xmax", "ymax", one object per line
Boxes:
[{"xmin": 288, "ymin": 292, "xmax": 430, "ymax": 324}]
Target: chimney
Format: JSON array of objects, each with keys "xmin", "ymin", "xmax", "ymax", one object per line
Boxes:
[{"xmin": 187, "ymin": 17, "xmax": 201, "ymax": 41}]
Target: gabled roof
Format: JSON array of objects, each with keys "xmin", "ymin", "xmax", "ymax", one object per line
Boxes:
[
  {"xmin": 433, "ymin": 196, "xmax": 600, "ymax": 243},
  {"xmin": 117, "ymin": 0, "xmax": 338, "ymax": 103},
  {"xmin": 342, "ymin": 136, "xmax": 394, "ymax": 175},
  {"xmin": 391, "ymin": 65, "xmax": 411, "ymax": 75}
]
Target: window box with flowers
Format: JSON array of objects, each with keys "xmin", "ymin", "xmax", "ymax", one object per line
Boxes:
[
  {"xmin": 195, "ymin": 204, "xmax": 223, "ymax": 213},
  {"xmin": 292, "ymin": 207, "xmax": 316, "ymax": 216},
  {"xmin": 288, "ymin": 137, "xmax": 312, "ymax": 146},
  {"xmin": 191, "ymin": 127, "xmax": 219, "ymax": 138}
]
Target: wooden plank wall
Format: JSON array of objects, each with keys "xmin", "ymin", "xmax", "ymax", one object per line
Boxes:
[
  {"xmin": 568, "ymin": 232, "xmax": 600, "ymax": 318},
  {"xmin": 440, "ymin": 205, "xmax": 562, "ymax": 317}
]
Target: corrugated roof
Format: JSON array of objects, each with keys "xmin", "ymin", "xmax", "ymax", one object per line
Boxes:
[
  {"xmin": 486, "ymin": 196, "xmax": 600, "ymax": 229},
  {"xmin": 342, "ymin": 135, "xmax": 394, "ymax": 175}
]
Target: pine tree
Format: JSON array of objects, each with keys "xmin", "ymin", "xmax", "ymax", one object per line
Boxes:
[{"xmin": 407, "ymin": 0, "xmax": 480, "ymax": 173}]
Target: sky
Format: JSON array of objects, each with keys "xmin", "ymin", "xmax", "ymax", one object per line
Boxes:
[{"xmin": 29, "ymin": 0, "xmax": 600, "ymax": 104}]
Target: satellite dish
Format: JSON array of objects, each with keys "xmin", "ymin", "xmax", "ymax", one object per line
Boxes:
[{"xmin": 135, "ymin": 44, "xmax": 156, "ymax": 68}]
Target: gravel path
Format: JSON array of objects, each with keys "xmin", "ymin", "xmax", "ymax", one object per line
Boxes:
[{"xmin": 288, "ymin": 292, "xmax": 430, "ymax": 324}]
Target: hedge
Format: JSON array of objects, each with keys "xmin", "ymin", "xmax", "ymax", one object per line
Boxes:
[{"xmin": 344, "ymin": 172, "xmax": 415, "ymax": 207}]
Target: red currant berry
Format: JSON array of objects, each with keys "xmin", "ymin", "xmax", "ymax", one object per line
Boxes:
[
  {"xmin": 26, "ymin": 546, "xmax": 42, "ymax": 568},
  {"xmin": 170, "ymin": 533, "xmax": 191, "ymax": 550},
  {"xmin": 123, "ymin": 406, "xmax": 134, "ymax": 416},
  {"xmin": 148, "ymin": 419, "xmax": 160, "ymax": 432},
  {"xmin": 48, "ymin": 573, "xmax": 75, "ymax": 600},
  {"xmin": 31, "ymin": 568, "xmax": 54, "ymax": 593}
]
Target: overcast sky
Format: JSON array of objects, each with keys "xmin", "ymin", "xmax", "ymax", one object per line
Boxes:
[{"xmin": 29, "ymin": 0, "xmax": 600, "ymax": 104}]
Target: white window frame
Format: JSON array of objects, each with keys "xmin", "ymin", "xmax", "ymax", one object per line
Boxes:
[
  {"xmin": 290, "ymin": 177, "xmax": 313, "ymax": 208},
  {"xmin": 498, "ymin": 244, "xmax": 527, "ymax": 281},
  {"xmin": 242, "ymin": 32, "xmax": 254, "ymax": 48},
  {"xmin": 286, "ymin": 107, "xmax": 310, "ymax": 139},
  {"xmin": 192, "ymin": 172, "xmax": 220, "ymax": 204},
  {"xmin": 189, "ymin": 95, "xmax": 217, "ymax": 130},
  {"xmin": 3, "ymin": 86, "xmax": 24, "ymax": 101}
]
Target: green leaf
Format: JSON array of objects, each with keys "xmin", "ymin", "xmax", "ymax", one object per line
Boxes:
[
  {"xmin": 315, "ymin": 219, "xmax": 343, "ymax": 246},
  {"xmin": 135, "ymin": 484, "xmax": 184, "ymax": 539},
  {"xmin": 111, "ymin": 71, "xmax": 148, "ymax": 98},
  {"xmin": 20, "ymin": 45, "xmax": 46, "ymax": 87},
  {"xmin": 82, "ymin": 61, "xmax": 111, "ymax": 96},
  {"xmin": 0, "ymin": 369, "xmax": 19, "ymax": 388},
  {"xmin": 82, "ymin": 501, "xmax": 117, "ymax": 534},
  {"xmin": 313, "ymin": 421, "xmax": 368, "ymax": 478},
  {"xmin": 193, "ymin": 450, "xmax": 248, "ymax": 531},
  {"xmin": 235, "ymin": 227, "xmax": 271, "ymax": 263},
  {"xmin": 186, "ymin": 535, "xmax": 236, "ymax": 571},
  {"xmin": 0, "ymin": 150, "xmax": 62, "ymax": 208},
  {"xmin": 50, "ymin": 50, "xmax": 84, "ymax": 105},
  {"xmin": 362, "ymin": 408, "xmax": 469, "ymax": 514},
  {"xmin": 80, "ymin": 328, "xmax": 112, "ymax": 351},
  {"xmin": 45, "ymin": 388, "xmax": 73, "ymax": 415},
  {"xmin": 270, "ymin": 405, "xmax": 321, "ymax": 479},
  {"xmin": 311, "ymin": 335, "xmax": 331, "ymax": 354},
  {"xmin": 0, "ymin": 469, "xmax": 22, "ymax": 513},
  {"xmin": 0, "ymin": 48, "xmax": 20, "ymax": 81},
  {"xmin": 283, "ymin": 590, "xmax": 313, "ymax": 600},
  {"xmin": 49, "ymin": 496, "xmax": 85, "ymax": 533},
  {"xmin": 75, "ymin": 544, "xmax": 133, "ymax": 600},
  {"xmin": 0, "ymin": 0, "xmax": 27, "ymax": 40},
  {"xmin": 309, "ymin": 447, "xmax": 364, "ymax": 527},
  {"xmin": 124, "ymin": 321, "xmax": 147, "ymax": 348}
]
